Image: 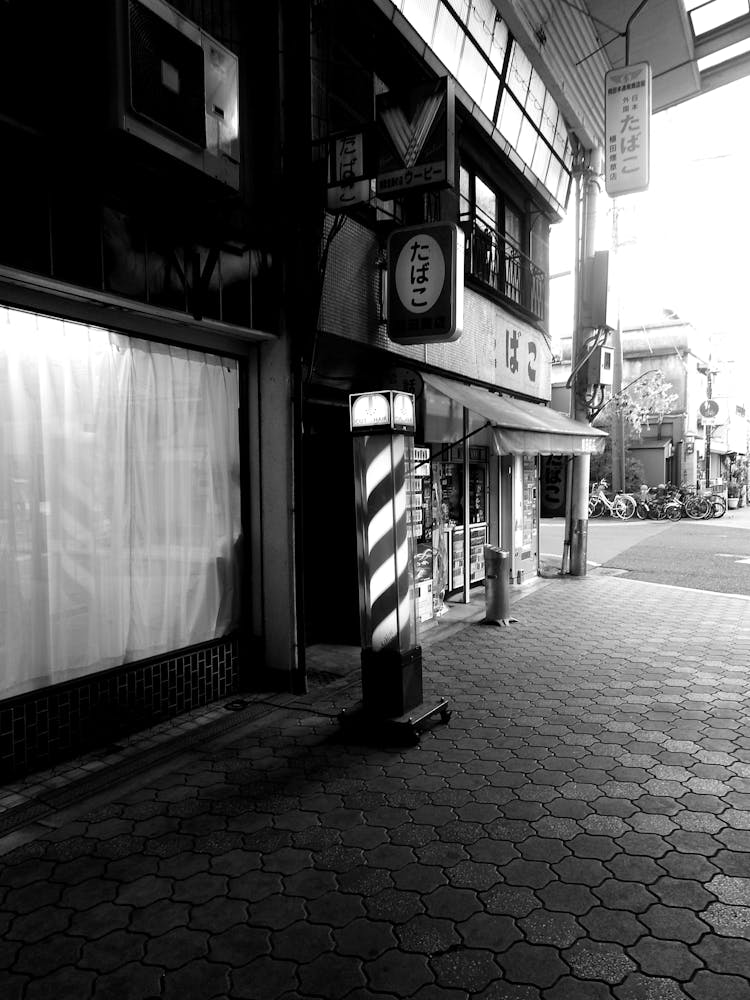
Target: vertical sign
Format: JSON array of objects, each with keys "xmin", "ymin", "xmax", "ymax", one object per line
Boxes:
[
  {"xmin": 605, "ymin": 62, "xmax": 651, "ymax": 197},
  {"xmin": 327, "ymin": 131, "xmax": 370, "ymax": 211},
  {"xmin": 386, "ymin": 222, "xmax": 463, "ymax": 345}
]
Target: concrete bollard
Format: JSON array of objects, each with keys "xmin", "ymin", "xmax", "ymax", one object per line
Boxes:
[{"xmin": 481, "ymin": 545, "xmax": 518, "ymax": 627}]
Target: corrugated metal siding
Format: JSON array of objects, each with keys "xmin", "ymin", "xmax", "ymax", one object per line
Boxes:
[{"xmin": 497, "ymin": 0, "xmax": 610, "ymax": 149}]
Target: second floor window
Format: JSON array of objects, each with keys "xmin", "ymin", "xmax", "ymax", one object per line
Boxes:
[{"xmin": 459, "ymin": 164, "xmax": 545, "ymax": 323}]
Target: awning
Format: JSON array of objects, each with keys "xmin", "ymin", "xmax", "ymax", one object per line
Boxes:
[{"xmin": 422, "ymin": 372, "xmax": 607, "ymax": 456}]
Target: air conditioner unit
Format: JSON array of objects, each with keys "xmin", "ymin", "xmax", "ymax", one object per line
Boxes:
[{"xmin": 113, "ymin": 0, "xmax": 240, "ymax": 189}]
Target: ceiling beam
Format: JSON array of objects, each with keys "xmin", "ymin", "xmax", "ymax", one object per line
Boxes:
[
  {"xmin": 694, "ymin": 12, "xmax": 750, "ymax": 59},
  {"xmin": 700, "ymin": 49, "xmax": 750, "ymax": 94}
]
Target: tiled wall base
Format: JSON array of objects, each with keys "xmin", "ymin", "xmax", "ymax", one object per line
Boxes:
[{"xmin": 0, "ymin": 637, "xmax": 241, "ymax": 783}]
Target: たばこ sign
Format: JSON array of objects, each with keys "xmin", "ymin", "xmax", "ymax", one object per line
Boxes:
[
  {"xmin": 605, "ymin": 62, "xmax": 651, "ymax": 197},
  {"xmin": 386, "ymin": 222, "xmax": 463, "ymax": 345}
]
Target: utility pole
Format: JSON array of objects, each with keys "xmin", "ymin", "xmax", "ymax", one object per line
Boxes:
[
  {"xmin": 609, "ymin": 201, "xmax": 626, "ymax": 493},
  {"xmin": 566, "ymin": 145, "xmax": 602, "ymax": 576},
  {"xmin": 705, "ymin": 368, "xmax": 713, "ymax": 489}
]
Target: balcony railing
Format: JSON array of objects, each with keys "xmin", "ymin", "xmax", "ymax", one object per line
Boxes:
[{"xmin": 463, "ymin": 221, "xmax": 546, "ymax": 324}]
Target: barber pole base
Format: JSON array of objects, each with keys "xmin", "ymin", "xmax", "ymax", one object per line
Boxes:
[
  {"xmin": 338, "ymin": 645, "xmax": 451, "ymax": 745},
  {"xmin": 339, "ymin": 693, "xmax": 451, "ymax": 747},
  {"xmin": 362, "ymin": 645, "xmax": 423, "ymax": 718}
]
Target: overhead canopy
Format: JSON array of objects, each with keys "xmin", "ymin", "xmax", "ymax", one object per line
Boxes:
[{"xmin": 422, "ymin": 372, "xmax": 607, "ymax": 456}]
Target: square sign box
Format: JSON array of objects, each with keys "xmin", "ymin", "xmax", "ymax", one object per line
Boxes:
[{"xmin": 387, "ymin": 222, "xmax": 463, "ymax": 345}]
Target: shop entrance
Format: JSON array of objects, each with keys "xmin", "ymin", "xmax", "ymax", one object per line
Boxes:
[{"xmin": 301, "ymin": 400, "xmax": 361, "ymax": 646}]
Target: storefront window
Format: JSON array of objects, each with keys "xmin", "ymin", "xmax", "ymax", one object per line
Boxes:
[{"xmin": 0, "ymin": 307, "xmax": 242, "ymax": 700}]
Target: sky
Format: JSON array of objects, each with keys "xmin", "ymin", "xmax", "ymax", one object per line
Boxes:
[{"xmin": 549, "ymin": 72, "xmax": 750, "ymax": 363}]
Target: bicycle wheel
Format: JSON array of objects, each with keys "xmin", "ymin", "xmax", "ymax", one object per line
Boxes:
[
  {"xmin": 711, "ymin": 494, "xmax": 727, "ymax": 519},
  {"xmin": 613, "ymin": 495, "xmax": 636, "ymax": 520},
  {"xmin": 635, "ymin": 500, "xmax": 648, "ymax": 520},
  {"xmin": 588, "ymin": 496, "xmax": 604, "ymax": 518},
  {"xmin": 665, "ymin": 501, "xmax": 682, "ymax": 521},
  {"xmin": 685, "ymin": 496, "xmax": 709, "ymax": 519},
  {"xmin": 648, "ymin": 501, "xmax": 666, "ymax": 520}
]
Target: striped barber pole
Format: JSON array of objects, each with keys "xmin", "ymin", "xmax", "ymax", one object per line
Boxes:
[{"xmin": 358, "ymin": 433, "xmax": 414, "ymax": 653}]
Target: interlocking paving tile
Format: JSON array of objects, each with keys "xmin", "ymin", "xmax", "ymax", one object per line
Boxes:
[
  {"xmin": 517, "ymin": 910, "xmax": 583, "ymax": 948},
  {"xmin": 628, "ymin": 938, "xmax": 703, "ymax": 980},
  {"xmin": 701, "ymin": 902, "xmax": 750, "ymax": 939},
  {"xmin": 639, "ymin": 904, "xmax": 710, "ymax": 944},
  {"xmin": 613, "ymin": 972, "xmax": 690, "ymax": 999},
  {"xmin": 4, "ymin": 574, "xmax": 750, "ymax": 998},
  {"xmin": 545, "ymin": 975, "xmax": 612, "ymax": 998},
  {"xmin": 458, "ymin": 911, "xmax": 522, "ymax": 951},
  {"xmin": 430, "ymin": 948, "xmax": 501, "ymax": 992},
  {"xmin": 650, "ymin": 876, "xmax": 714, "ymax": 910},
  {"xmin": 366, "ymin": 948, "xmax": 433, "ymax": 994},
  {"xmin": 499, "ymin": 941, "xmax": 569, "ymax": 987},
  {"xmin": 684, "ymin": 970, "xmax": 750, "ymax": 1000},
  {"xmin": 579, "ymin": 907, "xmax": 645, "ymax": 945}
]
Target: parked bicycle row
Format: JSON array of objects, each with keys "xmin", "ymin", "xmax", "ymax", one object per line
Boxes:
[{"xmin": 588, "ymin": 480, "xmax": 727, "ymax": 520}]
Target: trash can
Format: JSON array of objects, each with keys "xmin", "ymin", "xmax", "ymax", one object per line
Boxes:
[{"xmin": 483, "ymin": 545, "xmax": 517, "ymax": 626}]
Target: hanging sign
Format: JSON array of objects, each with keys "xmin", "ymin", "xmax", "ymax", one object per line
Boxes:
[
  {"xmin": 376, "ymin": 78, "xmax": 455, "ymax": 198},
  {"xmin": 327, "ymin": 131, "xmax": 371, "ymax": 211},
  {"xmin": 605, "ymin": 62, "xmax": 651, "ymax": 197},
  {"xmin": 386, "ymin": 222, "xmax": 463, "ymax": 345}
]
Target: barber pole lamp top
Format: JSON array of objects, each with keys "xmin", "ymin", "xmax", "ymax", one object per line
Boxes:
[
  {"xmin": 350, "ymin": 391, "xmax": 418, "ymax": 655},
  {"xmin": 350, "ymin": 390, "xmax": 416, "ymax": 435}
]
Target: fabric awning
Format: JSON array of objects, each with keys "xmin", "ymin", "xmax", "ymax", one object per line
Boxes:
[{"xmin": 422, "ymin": 372, "xmax": 607, "ymax": 456}]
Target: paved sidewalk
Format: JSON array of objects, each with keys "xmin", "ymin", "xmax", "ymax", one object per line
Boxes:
[{"xmin": 2, "ymin": 573, "xmax": 750, "ymax": 999}]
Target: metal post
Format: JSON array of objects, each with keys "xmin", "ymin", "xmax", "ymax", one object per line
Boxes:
[{"xmin": 462, "ymin": 407, "xmax": 470, "ymax": 604}]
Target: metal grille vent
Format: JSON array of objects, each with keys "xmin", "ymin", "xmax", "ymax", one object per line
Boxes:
[{"xmin": 128, "ymin": 0, "xmax": 206, "ymax": 149}]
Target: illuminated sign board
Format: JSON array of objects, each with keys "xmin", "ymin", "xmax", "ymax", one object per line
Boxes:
[
  {"xmin": 327, "ymin": 131, "xmax": 371, "ymax": 211},
  {"xmin": 376, "ymin": 78, "xmax": 455, "ymax": 198},
  {"xmin": 349, "ymin": 391, "xmax": 416, "ymax": 434},
  {"xmin": 386, "ymin": 222, "xmax": 463, "ymax": 345}
]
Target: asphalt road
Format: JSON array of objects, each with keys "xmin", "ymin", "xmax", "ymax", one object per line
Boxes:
[{"xmin": 540, "ymin": 506, "xmax": 750, "ymax": 596}]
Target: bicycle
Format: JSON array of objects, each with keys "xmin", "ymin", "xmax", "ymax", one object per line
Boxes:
[
  {"xmin": 681, "ymin": 490, "xmax": 712, "ymax": 519},
  {"xmin": 708, "ymin": 493, "xmax": 727, "ymax": 518},
  {"xmin": 679, "ymin": 487, "xmax": 726, "ymax": 519},
  {"xmin": 641, "ymin": 484, "xmax": 683, "ymax": 521},
  {"xmin": 589, "ymin": 480, "xmax": 636, "ymax": 520}
]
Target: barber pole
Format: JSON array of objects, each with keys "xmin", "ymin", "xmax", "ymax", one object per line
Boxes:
[
  {"xmin": 359, "ymin": 433, "xmax": 414, "ymax": 652},
  {"xmin": 349, "ymin": 390, "xmax": 422, "ymax": 718}
]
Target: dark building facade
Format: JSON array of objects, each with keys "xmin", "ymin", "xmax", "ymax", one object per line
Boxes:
[{"xmin": 0, "ymin": 0, "xmax": 610, "ymax": 779}]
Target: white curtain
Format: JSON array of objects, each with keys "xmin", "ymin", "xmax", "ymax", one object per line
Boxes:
[{"xmin": 0, "ymin": 307, "xmax": 241, "ymax": 700}]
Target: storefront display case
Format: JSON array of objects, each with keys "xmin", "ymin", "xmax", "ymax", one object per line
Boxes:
[{"xmin": 434, "ymin": 444, "xmax": 489, "ymax": 593}]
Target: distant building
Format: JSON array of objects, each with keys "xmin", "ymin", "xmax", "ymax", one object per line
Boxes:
[{"xmin": 552, "ymin": 315, "xmax": 748, "ymax": 491}]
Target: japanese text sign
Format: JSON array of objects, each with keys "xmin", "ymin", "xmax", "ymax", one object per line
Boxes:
[
  {"xmin": 387, "ymin": 222, "xmax": 463, "ymax": 345},
  {"xmin": 327, "ymin": 131, "xmax": 371, "ymax": 211},
  {"xmin": 605, "ymin": 62, "xmax": 651, "ymax": 197},
  {"xmin": 376, "ymin": 78, "xmax": 455, "ymax": 198}
]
